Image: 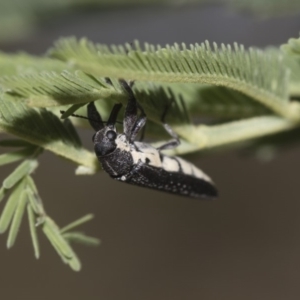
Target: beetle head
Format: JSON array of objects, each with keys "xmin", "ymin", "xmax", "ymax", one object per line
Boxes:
[
  {"xmin": 88, "ymin": 102, "xmax": 123, "ymax": 157},
  {"xmin": 93, "ymin": 126, "xmax": 118, "ymax": 157}
]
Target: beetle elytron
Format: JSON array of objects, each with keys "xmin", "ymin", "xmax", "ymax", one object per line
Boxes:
[{"xmin": 88, "ymin": 80, "xmax": 218, "ymax": 199}]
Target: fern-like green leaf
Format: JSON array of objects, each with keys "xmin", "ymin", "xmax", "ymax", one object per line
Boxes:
[
  {"xmin": 42, "ymin": 217, "xmax": 81, "ymax": 271},
  {"xmin": 0, "ymin": 180, "xmax": 24, "ymax": 233},
  {"xmin": 193, "ymin": 116, "xmax": 296, "ymax": 149},
  {"xmin": 0, "ymin": 94, "xmax": 98, "ymax": 173},
  {"xmin": 7, "ymin": 185, "xmax": 27, "ymax": 248},
  {"xmin": 0, "ymin": 147, "xmax": 37, "ymax": 166},
  {"xmin": 27, "ymin": 204, "xmax": 40, "ymax": 259},
  {"xmin": 62, "ymin": 232, "xmax": 100, "ymax": 246},
  {"xmin": 134, "ymin": 82, "xmax": 272, "ymax": 121},
  {"xmin": 0, "ymin": 52, "xmax": 70, "ymax": 76},
  {"xmin": 0, "ymin": 70, "xmax": 126, "ymax": 107},
  {"xmin": 60, "ymin": 214, "xmax": 94, "ymax": 234},
  {"xmin": 2, "ymin": 159, "xmax": 38, "ymax": 189},
  {"xmin": 0, "ymin": 168, "xmax": 97, "ymax": 269},
  {"xmin": 0, "ymin": 187, "xmax": 6, "ymax": 203},
  {"xmin": 49, "ymin": 37, "xmax": 300, "ymax": 120},
  {"xmin": 26, "ymin": 185, "xmax": 43, "ymax": 217}
]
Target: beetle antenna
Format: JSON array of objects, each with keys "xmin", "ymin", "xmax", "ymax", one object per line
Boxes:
[{"xmin": 60, "ymin": 111, "xmax": 122, "ymax": 124}]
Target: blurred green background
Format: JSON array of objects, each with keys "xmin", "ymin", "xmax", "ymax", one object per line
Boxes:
[{"xmin": 1, "ymin": 1, "xmax": 300, "ymax": 300}]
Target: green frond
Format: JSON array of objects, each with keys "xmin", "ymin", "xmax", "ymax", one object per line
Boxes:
[
  {"xmin": 0, "ymin": 147, "xmax": 37, "ymax": 166},
  {"xmin": 7, "ymin": 184, "xmax": 27, "ymax": 248},
  {"xmin": 62, "ymin": 232, "xmax": 100, "ymax": 246},
  {"xmin": 134, "ymin": 82, "xmax": 272, "ymax": 121},
  {"xmin": 49, "ymin": 37, "xmax": 300, "ymax": 120},
  {"xmin": 0, "ymin": 166, "xmax": 98, "ymax": 270},
  {"xmin": 0, "ymin": 52, "xmax": 69, "ymax": 76},
  {"xmin": 25, "ymin": 185, "xmax": 44, "ymax": 217},
  {"xmin": 2, "ymin": 159, "xmax": 38, "ymax": 189},
  {"xmin": 160, "ymin": 116, "xmax": 296, "ymax": 155},
  {"xmin": 0, "ymin": 94, "xmax": 98, "ymax": 173},
  {"xmin": 2, "ymin": 34, "xmax": 300, "ymax": 271},
  {"xmin": 0, "ymin": 187, "xmax": 6, "ymax": 203},
  {"xmin": 42, "ymin": 217, "xmax": 74, "ymax": 259},
  {"xmin": 0, "ymin": 70, "xmax": 126, "ymax": 107},
  {"xmin": 27, "ymin": 204, "xmax": 40, "ymax": 259},
  {"xmin": 60, "ymin": 214, "xmax": 94, "ymax": 234},
  {"xmin": 0, "ymin": 179, "xmax": 25, "ymax": 234},
  {"xmin": 195, "ymin": 116, "xmax": 297, "ymax": 149},
  {"xmin": 42, "ymin": 217, "xmax": 81, "ymax": 271}
]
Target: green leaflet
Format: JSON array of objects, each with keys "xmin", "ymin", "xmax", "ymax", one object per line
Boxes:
[
  {"xmin": 0, "ymin": 94, "xmax": 98, "ymax": 173},
  {"xmin": 27, "ymin": 204, "xmax": 40, "ymax": 259},
  {"xmin": 42, "ymin": 217, "xmax": 81, "ymax": 271},
  {"xmin": 0, "ymin": 187, "xmax": 6, "ymax": 203},
  {"xmin": 159, "ymin": 115, "xmax": 297, "ymax": 156},
  {"xmin": 43, "ymin": 217, "xmax": 74, "ymax": 259},
  {"xmin": 0, "ymin": 180, "xmax": 25, "ymax": 233},
  {"xmin": 49, "ymin": 37, "xmax": 300, "ymax": 121},
  {"xmin": 0, "ymin": 147, "xmax": 37, "ymax": 166},
  {"xmin": 0, "ymin": 70, "xmax": 126, "ymax": 107},
  {"xmin": 0, "ymin": 51, "xmax": 70, "ymax": 76},
  {"xmin": 60, "ymin": 214, "xmax": 94, "ymax": 234},
  {"xmin": 133, "ymin": 82, "xmax": 272, "ymax": 122},
  {"xmin": 0, "ymin": 169, "xmax": 97, "ymax": 270},
  {"xmin": 62, "ymin": 232, "xmax": 100, "ymax": 246},
  {"xmin": 2, "ymin": 159, "xmax": 38, "ymax": 189},
  {"xmin": 0, "ymin": 32, "xmax": 300, "ymax": 272},
  {"xmin": 7, "ymin": 185, "xmax": 28, "ymax": 248}
]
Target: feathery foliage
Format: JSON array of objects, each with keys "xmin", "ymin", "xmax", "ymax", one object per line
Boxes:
[
  {"xmin": 0, "ymin": 141, "xmax": 100, "ymax": 271},
  {"xmin": 1, "ymin": 34, "xmax": 300, "ymax": 270},
  {"xmin": 49, "ymin": 38, "xmax": 300, "ymax": 121}
]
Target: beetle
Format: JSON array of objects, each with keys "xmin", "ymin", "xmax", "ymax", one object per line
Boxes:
[{"xmin": 87, "ymin": 79, "xmax": 218, "ymax": 199}]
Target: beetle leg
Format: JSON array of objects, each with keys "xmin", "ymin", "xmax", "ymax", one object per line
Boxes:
[
  {"xmin": 87, "ymin": 102, "xmax": 104, "ymax": 131},
  {"xmin": 119, "ymin": 79, "xmax": 138, "ymax": 138},
  {"xmin": 119, "ymin": 79, "xmax": 146, "ymax": 142},
  {"xmin": 138, "ymin": 124, "xmax": 146, "ymax": 142},
  {"xmin": 130, "ymin": 113, "xmax": 147, "ymax": 141},
  {"xmin": 156, "ymin": 104, "xmax": 180, "ymax": 151}
]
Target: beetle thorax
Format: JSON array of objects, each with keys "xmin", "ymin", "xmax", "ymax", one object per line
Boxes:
[{"xmin": 115, "ymin": 134, "xmax": 131, "ymax": 152}]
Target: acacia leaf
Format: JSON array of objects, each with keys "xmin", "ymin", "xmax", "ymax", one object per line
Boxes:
[
  {"xmin": 0, "ymin": 180, "xmax": 24, "ymax": 233},
  {"xmin": 2, "ymin": 159, "xmax": 38, "ymax": 189},
  {"xmin": 49, "ymin": 37, "xmax": 300, "ymax": 120},
  {"xmin": 27, "ymin": 204, "xmax": 40, "ymax": 259},
  {"xmin": 6, "ymin": 184, "xmax": 27, "ymax": 248},
  {"xmin": 0, "ymin": 94, "xmax": 98, "ymax": 173}
]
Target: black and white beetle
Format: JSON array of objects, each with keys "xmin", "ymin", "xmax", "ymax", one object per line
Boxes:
[{"xmin": 87, "ymin": 80, "xmax": 218, "ymax": 199}]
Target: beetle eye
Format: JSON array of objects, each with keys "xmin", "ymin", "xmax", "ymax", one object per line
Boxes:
[
  {"xmin": 106, "ymin": 130, "xmax": 117, "ymax": 141},
  {"xmin": 92, "ymin": 133, "xmax": 96, "ymax": 142}
]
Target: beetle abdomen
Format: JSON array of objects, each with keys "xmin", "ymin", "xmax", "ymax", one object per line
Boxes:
[{"xmin": 120, "ymin": 164, "xmax": 217, "ymax": 199}]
